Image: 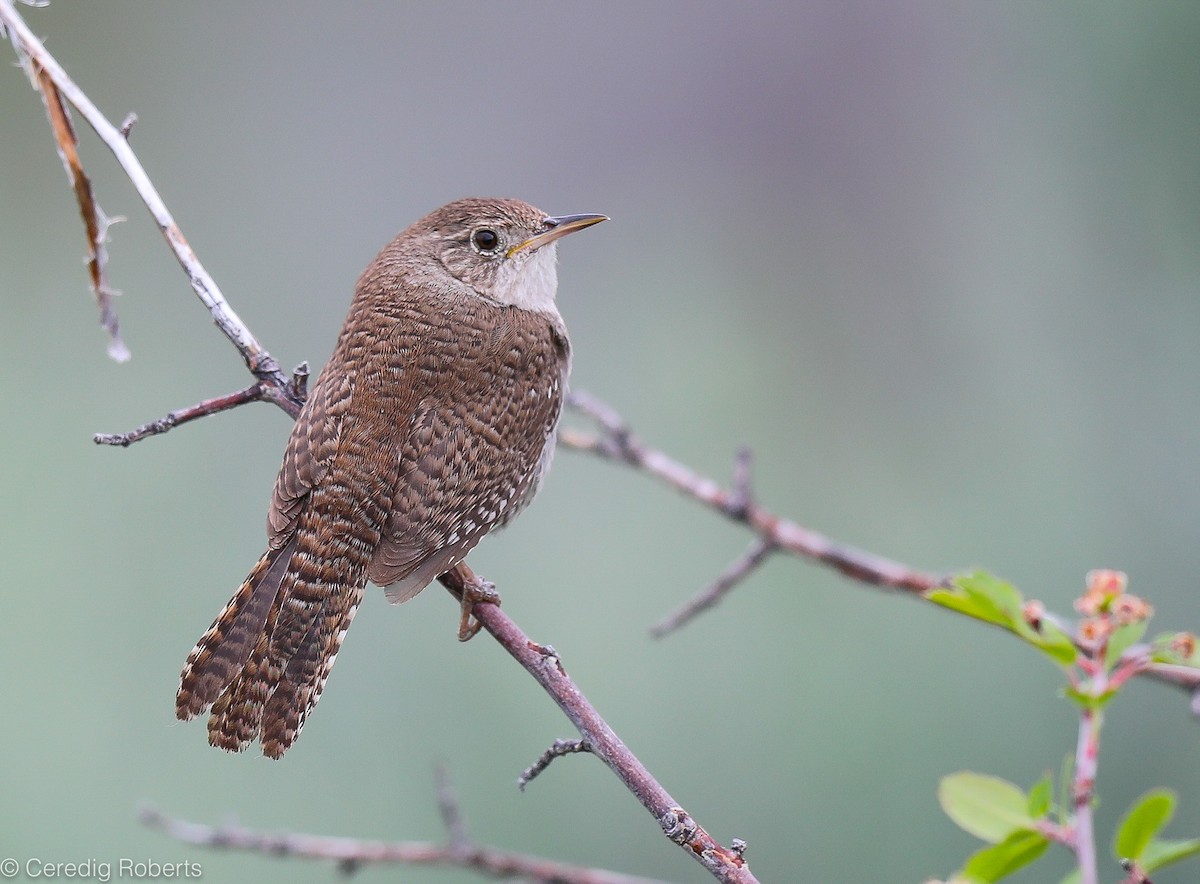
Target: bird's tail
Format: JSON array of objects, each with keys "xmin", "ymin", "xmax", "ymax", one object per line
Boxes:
[
  {"xmin": 176, "ymin": 493, "xmax": 376, "ymax": 758},
  {"xmin": 175, "ymin": 538, "xmax": 295, "ymax": 721}
]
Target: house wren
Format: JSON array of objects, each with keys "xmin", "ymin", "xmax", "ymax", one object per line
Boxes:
[{"xmin": 175, "ymin": 197, "xmax": 606, "ymax": 758}]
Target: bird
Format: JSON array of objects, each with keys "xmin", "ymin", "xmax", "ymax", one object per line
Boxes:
[{"xmin": 174, "ymin": 197, "xmax": 606, "ymax": 758}]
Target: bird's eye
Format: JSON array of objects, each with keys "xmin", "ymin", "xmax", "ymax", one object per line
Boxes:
[{"xmin": 471, "ymin": 228, "xmax": 501, "ymax": 253}]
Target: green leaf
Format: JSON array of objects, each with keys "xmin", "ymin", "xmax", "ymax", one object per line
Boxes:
[
  {"xmin": 1058, "ymin": 870, "xmax": 1081, "ymax": 884},
  {"xmin": 939, "ymin": 772, "xmax": 1036, "ymax": 843},
  {"xmin": 959, "ymin": 829, "xmax": 1050, "ymax": 882},
  {"xmin": 929, "ymin": 572, "xmax": 1076, "ymax": 667},
  {"xmin": 965, "ymin": 572, "xmax": 1025, "ymax": 620},
  {"xmin": 1028, "ymin": 620, "xmax": 1079, "ymax": 667},
  {"xmin": 960, "ymin": 571, "xmax": 1024, "ymax": 624},
  {"xmin": 1027, "ymin": 774, "xmax": 1053, "ymax": 818},
  {"xmin": 927, "ymin": 572, "xmax": 1019, "ymax": 628},
  {"xmin": 1142, "ymin": 836, "xmax": 1200, "ymax": 872},
  {"xmin": 1104, "ymin": 621, "xmax": 1147, "ymax": 672},
  {"xmin": 928, "ymin": 586, "xmax": 1011, "ymax": 628},
  {"xmin": 1115, "ymin": 789, "xmax": 1176, "ymax": 860}
]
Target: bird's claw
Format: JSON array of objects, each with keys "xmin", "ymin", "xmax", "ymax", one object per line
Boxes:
[{"xmin": 458, "ymin": 576, "xmax": 500, "ymax": 641}]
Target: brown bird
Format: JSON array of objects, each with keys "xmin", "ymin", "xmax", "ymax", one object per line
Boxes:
[{"xmin": 175, "ymin": 197, "xmax": 606, "ymax": 758}]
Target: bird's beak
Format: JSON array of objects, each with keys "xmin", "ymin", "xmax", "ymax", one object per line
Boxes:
[{"xmin": 507, "ymin": 213, "xmax": 608, "ymax": 257}]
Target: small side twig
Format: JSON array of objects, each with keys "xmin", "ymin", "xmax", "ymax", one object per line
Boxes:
[
  {"xmin": 650, "ymin": 538, "xmax": 777, "ymax": 638},
  {"xmin": 93, "ymin": 363, "xmax": 310, "ymax": 447},
  {"xmin": 726, "ymin": 445, "xmax": 755, "ymax": 519},
  {"xmin": 93, "ymin": 382, "xmax": 274, "ymax": 447},
  {"xmin": 519, "ymin": 738, "xmax": 594, "ymax": 791},
  {"xmin": 433, "ymin": 764, "xmax": 470, "ymax": 853},
  {"xmin": 288, "ymin": 360, "xmax": 310, "ymax": 402}
]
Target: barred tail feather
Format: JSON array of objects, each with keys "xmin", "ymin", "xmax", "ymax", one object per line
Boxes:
[
  {"xmin": 175, "ymin": 538, "xmax": 296, "ymax": 720},
  {"xmin": 206, "ymin": 630, "xmax": 278, "ymax": 753},
  {"xmin": 261, "ymin": 584, "xmax": 364, "ymax": 758},
  {"xmin": 182, "ymin": 481, "xmax": 379, "ymax": 758}
]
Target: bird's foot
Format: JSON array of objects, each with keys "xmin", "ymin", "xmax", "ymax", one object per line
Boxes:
[{"xmin": 458, "ymin": 574, "xmax": 501, "ymax": 641}]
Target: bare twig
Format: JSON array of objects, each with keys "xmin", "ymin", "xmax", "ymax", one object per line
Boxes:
[
  {"xmin": 441, "ymin": 564, "xmax": 754, "ymax": 883},
  {"xmin": 93, "ymin": 383, "xmax": 274, "ymax": 447},
  {"xmin": 519, "ymin": 738, "xmax": 594, "ymax": 791},
  {"xmin": 727, "ymin": 445, "xmax": 755, "ymax": 519},
  {"xmin": 18, "ymin": 46, "xmax": 129, "ymax": 361},
  {"xmin": 139, "ymin": 805, "xmax": 667, "ymax": 884},
  {"xmin": 433, "ymin": 764, "xmax": 471, "ymax": 853},
  {"xmin": 1141, "ymin": 660, "xmax": 1200, "ymax": 698},
  {"xmin": 0, "ymin": 0, "xmax": 298, "ymax": 406},
  {"xmin": 650, "ymin": 538, "xmax": 777, "ymax": 638},
  {"xmin": 93, "ymin": 363, "xmax": 310, "ymax": 447}
]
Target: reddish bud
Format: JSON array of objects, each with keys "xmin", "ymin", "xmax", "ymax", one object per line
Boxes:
[
  {"xmin": 1086, "ymin": 569, "xmax": 1127, "ymax": 597},
  {"xmin": 1171, "ymin": 632, "xmax": 1197, "ymax": 660},
  {"xmin": 1110, "ymin": 594, "xmax": 1153, "ymax": 626},
  {"xmin": 1022, "ymin": 599, "xmax": 1045, "ymax": 629},
  {"xmin": 1079, "ymin": 616, "xmax": 1113, "ymax": 646}
]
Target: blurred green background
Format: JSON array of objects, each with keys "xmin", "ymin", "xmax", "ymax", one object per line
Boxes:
[{"xmin": 3, "ymin": 3, "xmax": 1200, "ymax": 882}]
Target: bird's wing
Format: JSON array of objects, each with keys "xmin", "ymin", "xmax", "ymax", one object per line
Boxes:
[
  {"xmin": 368, "ymin": 306, "xmax": 567, "ymax": 602},
  {"xmin": 266, "ymin": 367, "xmax": 353, "ymax": 547}
]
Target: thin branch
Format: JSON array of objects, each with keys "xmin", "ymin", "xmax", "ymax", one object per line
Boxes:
[
  {"xmin": 726, "ymin": 445, "xmax": 755, "ymax": 519},
  {"xmin": 441, "ymin": 565, "xmax": 755, "ymax": 883},
  {"xmin": 0, "ymin": 0, "xmax": 298, "ymax": 402},
  {"xmin": 18, "ymin": 42, "xmax": 128, "ymax": 360},
  {"xmin": 433, "ymin": 764, "xmax": 471, "ymax": 853},
  {"xmin": 93, "ymin": 383, "xmax": 274, "ymax": 447},
  {"xmin": 1142, "ymin": 660, "xmax": 1200, "ymax": 699},
  {"xmin": 519, "ymin": 738, "xmax": 595, "ymax": 792},
  {"xmin": 93, "ymin": 363, "xmax": 310, "ymax": 447},
  {"xmin": 139, "ymin": 805, "xmax": 667, "ymax": 884},
  {"xmin": 650, "ymin": 538, "xmax": 777, "ymax": 638}
]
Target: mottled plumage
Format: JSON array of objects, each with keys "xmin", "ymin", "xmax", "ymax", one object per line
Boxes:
[{"xmin": 176, "ymin": 198, "xmax": 605, "ymax": 758}]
